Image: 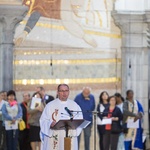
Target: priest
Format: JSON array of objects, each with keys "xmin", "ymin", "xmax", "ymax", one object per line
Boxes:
[{"xmin": 40, "ymin": 84, "xmax": 83, "ymax": 150}]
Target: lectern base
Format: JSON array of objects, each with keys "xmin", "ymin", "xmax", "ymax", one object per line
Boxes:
[{"xmin": 64, "ymin": 137, "xmax": 71, "ymax": 150}]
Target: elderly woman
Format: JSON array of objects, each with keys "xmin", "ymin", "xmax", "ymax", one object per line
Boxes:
[{"xmin": 2, "ymin": 90, "xmax": 22, "ymax": 150}]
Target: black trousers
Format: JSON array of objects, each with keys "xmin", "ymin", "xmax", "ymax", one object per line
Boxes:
[
  {"xmin": 97, "ymin": 125, "xmax": 104, "ymax": 150},
  {"xmin": 103, "ymin": 130, "xmax": 119, "ymax": 150},
  {"xmin": 18, "ymin": 129, "xmax": 32, "ymax": 150},
  {"xmin": 0, "ymin": 121, "xmax": 6, "ymax": 150}
]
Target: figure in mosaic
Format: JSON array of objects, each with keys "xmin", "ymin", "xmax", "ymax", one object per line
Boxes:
[{"xmin": 15, "ymin": 0, "xmax": 97, "ymax": 47}]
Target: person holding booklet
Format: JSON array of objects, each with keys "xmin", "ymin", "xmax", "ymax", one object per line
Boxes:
[
  {"xmin": 2, "ymin": 90, "xmax": 22, "ymax": 150},
  {"xmin": 36, "ymin": 86, "xmax": 54, "ymax": 104},
  {"xmin": 123, "ymin": 90, "xmax": 144, "ymax": 150},
  {"xmin": 40, "ymin": 84, "xmax": 83, "ymax": 150},
  {"xmin": 28, "ymin": 92, "xmax": 45, "ymax": 150}
]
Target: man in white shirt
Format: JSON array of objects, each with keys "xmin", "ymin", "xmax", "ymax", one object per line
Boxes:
[{"xmin": 40, "ymin": 84, "xmax": 83, "ymax": 150}]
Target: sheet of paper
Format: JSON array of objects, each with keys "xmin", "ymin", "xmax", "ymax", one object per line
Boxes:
[
  {"xmin": 30, "ymin": 97, "xmax": 41, "ymax": 109},
  {"xmin": 101, "ymin": 118, "xmax": 112, "ymax": 125},
  {"xmin": 5, "ymin": 120, "xmax": 18, "ymax": 130},
  {"xmin": 97, "ymin": 117, "xmax": 102, "ymax": 125},
  {"xmin": 127, "ymin": 118, "xmax": 139, "ymax": 128},
  {"xmin": 142, "ymin": 135, "xmax": 146, "ymax": 143}
]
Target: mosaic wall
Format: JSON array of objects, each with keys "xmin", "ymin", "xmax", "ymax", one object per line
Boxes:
[
  {"xmin": 13, "ymin": 49, "xmax": 121, "ymax": 101},
  {"xmin": 12, "ymin": 0, "xmax": 122, "ymax": 100}
]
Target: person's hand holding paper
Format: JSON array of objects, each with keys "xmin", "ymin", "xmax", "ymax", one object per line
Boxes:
[{"xmin": 101, "ymin": 118, "xmax": 112, "ymax": 125}]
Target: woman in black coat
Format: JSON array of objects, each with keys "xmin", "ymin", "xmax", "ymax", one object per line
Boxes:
[{"xmin": 102, "ymin": 95, "xmax": 123, "ymax": 150}]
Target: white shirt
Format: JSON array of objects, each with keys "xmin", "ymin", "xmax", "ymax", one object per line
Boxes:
[{"xmin": 40, "ymin": 98, "xmax": 83, "ymax": 150}]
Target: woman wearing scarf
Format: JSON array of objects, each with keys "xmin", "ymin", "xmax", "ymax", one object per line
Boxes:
[
  {"xmin": 123, "ymin": 90, "xmax": 144, "ymax": 150},
  {"xmin": 2, "ymin": 90, "xmax": 22, "ymax": 150}
]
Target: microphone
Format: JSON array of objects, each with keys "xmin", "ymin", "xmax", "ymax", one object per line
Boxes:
[{"xmin": 64, "ymin": 107, "xmax": 73, "ymax": 118}]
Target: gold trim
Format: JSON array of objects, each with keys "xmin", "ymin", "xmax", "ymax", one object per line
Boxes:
[
  {"xmin": 25, "ymin": 26, "xmax": 32, "ymax": 32},
  {"xmin": 84, "ymin": 30, "xmax": 121, "ymax": 38},
  {"xmin": 86, "ymin": 0, "xmax": 91, "ymax": 24},
  {"xmin": 20, "ymin": 21, "xmax": 121, "ymax": 38},
  {"xmin": 96, "ymin": 11, "xmax": 102, "ymax": 27},
  {"xmin": 14, "ymin": 49, "xmax": 119, "ymax": 55},
  {"xmin": 13, "ymin": 58, "xmax": 121, "ymax": 65},
  {"xmin": 87, "ymin": 0, "xmax": 91, "ymax": 11},
  {"xmin": 28, "ymin": 0, "xmax": 35, "ymax": 15},
  {"xmin": 13, "ymin": 77, "xmax": 121, "ymax": 85}
]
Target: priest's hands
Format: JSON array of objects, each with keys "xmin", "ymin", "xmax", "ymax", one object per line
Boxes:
[{"xmin": 50, "ymin": 121, "xmax": 56, "ymax": 128}]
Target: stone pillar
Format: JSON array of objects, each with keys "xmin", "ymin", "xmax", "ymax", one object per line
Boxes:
[
  {"xmin": 0, "ymin": 5, "xmax": 27, "ymax": 91},
  {"xmin": 112, "ymin": 11, "xmax": 149, "ymax": 134},
  {"xmin": 145, "ymin": 11, "xmax": 150, "ymax": 97},
  {"xmin": 145, "ymin": 10, "xmax": 150, "ymax": 140}
]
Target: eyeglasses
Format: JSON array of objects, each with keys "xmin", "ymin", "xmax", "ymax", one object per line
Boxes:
[{"xmin": 58, "ymin": 90, "xmax": 69, "ymax": 93}]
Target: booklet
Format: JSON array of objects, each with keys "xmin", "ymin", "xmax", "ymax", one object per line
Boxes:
[
  {"xmin": 127, "ymin": 118, "xmax": 139, "ymax": 128},
  {"xmin": 30, "ymin": 97, "xmax": 41, "ymax": 109},
  {"xmin": 5, "ymin": 120, "xmax": 18, "ymax": 130}
]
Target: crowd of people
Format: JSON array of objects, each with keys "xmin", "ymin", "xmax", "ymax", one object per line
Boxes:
[
  {"xmin": 96, "ymin": 90, "xmax": 144, "ymax": 150},
  {"xmin": 0, "ymin": 87, "xmax": 55, "ymax": 150},
  {"xmin": 0, "ymin": 85, "xmax": 144, "ymax": 150}
]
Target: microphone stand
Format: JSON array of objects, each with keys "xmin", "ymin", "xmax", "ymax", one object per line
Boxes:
[
  {"xmin": 92, "ymin": 111, "xmax": 98, "ymax": 150},
  {"xmin": 72, "ymin": 110, "xmax": 102, "ymax": 150},
  {"xmin": 90, "ymin": 111, "xmax": 111, "ymax": 150}
]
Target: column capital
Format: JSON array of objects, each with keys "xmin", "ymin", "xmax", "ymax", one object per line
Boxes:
[
  {"xmin": 0, "ymin": 5, "xmax": 27, "ymax": 31},
  {"xmin": 0, "ymin": 5, "xmax": 28, "ymax": 43},
  {"xmin": 112, "ymin": 11, "xmax": 145, "ymax": 33}
]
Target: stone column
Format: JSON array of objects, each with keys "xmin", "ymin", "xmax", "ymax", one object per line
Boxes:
[
  {"xmin": 0, "ymin": 5, "xmax": 27, "ymax": 91},
  {"xmin": 112, "ymin": 11, "xmax": 149, "ymax": 133},
  {"xmin": 145, "ymin": 10, "xmax": 150, "ymax": 97},
  {"xmin": 145, "ymin": 10, "xmax": 150, "ymax": 140}
]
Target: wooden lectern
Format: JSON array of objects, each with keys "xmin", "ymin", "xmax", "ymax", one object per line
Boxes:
[{"xmin": 52, "ymin": 119, "xmax": 84, "ymax": 150}]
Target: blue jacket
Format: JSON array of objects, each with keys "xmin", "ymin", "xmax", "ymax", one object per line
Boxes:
[{"xmin": 74, "ymin": 93, "xmax": 95, "ymax": 122}]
